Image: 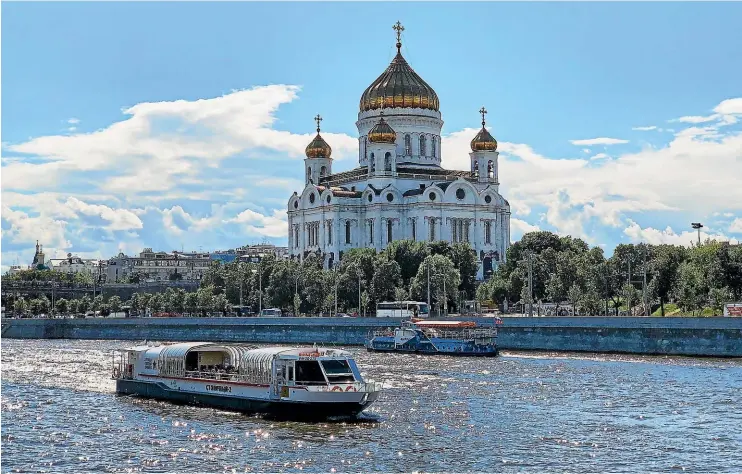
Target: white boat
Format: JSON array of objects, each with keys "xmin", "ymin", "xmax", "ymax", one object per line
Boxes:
[{"xmin": 112, "ymin": 342, "xmax": 382, "ymax": 420}]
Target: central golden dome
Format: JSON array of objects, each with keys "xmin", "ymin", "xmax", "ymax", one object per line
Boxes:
[{"xmin": 359, "ymin": 25, "xmax": 439, "ymax": 112}]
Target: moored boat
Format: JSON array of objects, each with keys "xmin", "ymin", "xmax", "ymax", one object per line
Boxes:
[
  {"xmin": 365, "ymin": 318, "xmax": 502, "ymax": 356},
  {"xmin": 112, "ymin": 342, "xmax": 382, "ymax": 420}
]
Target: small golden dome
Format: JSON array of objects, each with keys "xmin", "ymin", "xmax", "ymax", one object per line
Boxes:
[
  {"xmin": 470, "ymin": 107, "xmax": 498, "ymax": 152},
  {"xmin": 367, "ymin": 112, "xmax": 397, "ymax": 144},
  {"xmin": 305, "ymin": 114, "xmax": 332, "ymax": 159},
  {"xmin": 359, "ymin": 23, "xmax": 439, "ymax": 112}
]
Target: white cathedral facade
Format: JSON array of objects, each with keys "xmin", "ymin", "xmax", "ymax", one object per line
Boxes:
[{"xmin": 287, "ymin": 23, "xmax": 511, "ymax": 280}]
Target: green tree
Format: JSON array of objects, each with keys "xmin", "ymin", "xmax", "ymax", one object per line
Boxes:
[
  {"xmin": 449, "ymin": 243, "xmax": 479, "ymax": 298},
  {"xmin": 648, "ymin": 245, "xmax": 687, "ymax": 316},
  {"xmin": 384, "ymin": 240, "xmax": 430, "ymax": 285},
  {"xmin": 108, "ymin": 295, "xmax": 122, "ymax": 314},
  {"xmin": 184, "ymin": 292, "xmax": 198, "ymax": 316},
  {"xmin": 371, "ymin": 257, "xmax": 402, "ymax": 304},
  {"xmin": 360, "ymin": 290, "xmax": 370, "ymax": 317},
  {"xmin": 708, "ymin": 286, "xmax": 732, "ymax": 316},
  {"xmin": 410, "ymin": 255, "xmax": 461, "ymax": 315},
  {"xmin": 13, "ymin": 297, "xmax": 28, "ymax": 315},
  {"xmin": 213, "ymin": 293, "xmax": 229, "ymax": 316},
  {"xmin": 69, "ymin": 298, "xmax": 80, "ymax": 315},
  {"xmin": 196, "ymin": 285, "xmax": 215, "ymax": 316},
  {"xmin": 74, "ymin": 272, "xmax": 94, "ymax": 285},
  {"xmin": 92, "ymin": 295, "xmax": 104, "ymax": 314},
  {"xmin": 55, "ymin": 298, "xmax": 69, "ymax": 315}
]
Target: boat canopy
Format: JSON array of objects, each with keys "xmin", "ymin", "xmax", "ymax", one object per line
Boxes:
[{"xmin": 411, "ymin": 320, "xmax": 478, "ymax": 328}]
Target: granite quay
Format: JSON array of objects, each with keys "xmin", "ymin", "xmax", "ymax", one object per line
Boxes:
[{"xmin": 2, "ymin": 316, "xmax": 740, "ymax": 357}]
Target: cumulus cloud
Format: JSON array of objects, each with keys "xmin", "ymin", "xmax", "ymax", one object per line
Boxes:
[
  {"xmin": 569, "ymin": 138, "xmax": 629, "ymax": 146},
  {"xmin": 623, "ymin": 220, "xmax": 737, "ymax": 246},
  {"xmin": 730, "ymin": 218, "xmax": 742, "ymax": 234}
]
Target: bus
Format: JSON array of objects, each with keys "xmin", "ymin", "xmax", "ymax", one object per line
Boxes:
[
  {"xmin": 375, "ymin": 301, "xmax": 429, "ymax": 318},
  {"xmin": 259, "ymin": 308, "xmax": 283, "ymax": 317}
]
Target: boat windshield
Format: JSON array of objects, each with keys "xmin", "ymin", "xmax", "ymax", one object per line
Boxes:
[
  {"xmin": 295, "ymin": 360, "xmax": 327, "ymax": 385},
  {"xmin": 321, "ymin": 359, "xmax": 355, "ymax": 383}
]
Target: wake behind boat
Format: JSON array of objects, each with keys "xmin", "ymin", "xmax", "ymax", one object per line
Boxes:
[
  {"xmin": 112, "ymin": 342, "xmax": 382, "ymax": 420},
  {"xmin": 365, "ymin": 318, "xmax": 502, "ymax": 356}
]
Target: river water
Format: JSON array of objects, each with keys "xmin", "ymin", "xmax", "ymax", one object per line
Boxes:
[{"xmin": 2, "ymin": 339, "xmax": 741, "ymax": 473}]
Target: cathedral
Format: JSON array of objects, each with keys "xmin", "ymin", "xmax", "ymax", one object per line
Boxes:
[{"xmin": 287, "ymin": 22, "xmax": 511, "ymax": 280}]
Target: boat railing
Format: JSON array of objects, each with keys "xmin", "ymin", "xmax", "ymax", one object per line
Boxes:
[
  {"xmin": 184, "ymin": 370, "xmax": 246, "ymax": 382},
  {"xmin": 370, "ymin": 329, "xmax": 395, "ymax": 338},
  {"xmin": 309, "ymin": 381, "xmax": 383, "ymax": 393},
  {"xmin": 422, "ymin": 327, "xmax": 498, "ymax": 340}
]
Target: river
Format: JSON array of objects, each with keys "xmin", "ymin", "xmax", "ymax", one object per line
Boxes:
[{"xmin": 2, "ymin": 339, "xmax": 741, "ymax": 473}]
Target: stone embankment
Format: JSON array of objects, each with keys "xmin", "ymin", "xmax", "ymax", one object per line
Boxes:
[{"xmin": 2, "ymin": 316, "xmax": 741, "ymax": 357}]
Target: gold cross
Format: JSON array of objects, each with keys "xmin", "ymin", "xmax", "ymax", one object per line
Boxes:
[
  {"xmin": 314, "ymin": 114, "xmax": 322, "ymax": 132},
  {"xmin": 479, "ymin": 107, "xmax": 487, "ymax": 126},
  {"xmin": 393, "ymin": 21, "xmax": 404, "ymax": 51}
]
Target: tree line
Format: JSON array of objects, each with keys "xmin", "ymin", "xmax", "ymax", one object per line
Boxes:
[
  {"xmin": 477, "ymin": 232, "xmax": 742, "ymax": 316},
  {"xmin": 4, "ymin": 232, "xmax": 741, "ymax": 317}
]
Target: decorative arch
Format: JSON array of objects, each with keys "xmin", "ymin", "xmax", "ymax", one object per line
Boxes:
[
  {"xmin": 369, "ymin": 153, "xmax": 375, "ymax": 174},
  {"xmin": 419, "ymin": 135, "xmax": 427, "ymax": 156},
  {"xmin": 384, "ymin": 152, "xmax": 392, "ymax": 171},
  {"xmin": 320, "ymin": 165, "xmax": 327, "ymax": 177},
  {"xmin": 488, "ymin": 160, "xmax": 494, "ymax": 179},
  {"xmin": 432, "ymin": 136, "xmax": 437, "ymax": 158},
  {"xmin": 404, "ymin": 134, "xmax": 411, "ymax": 155},
  {"xmin": 472, "ymin": 161, "xmax": 479, "ymax": 178}
]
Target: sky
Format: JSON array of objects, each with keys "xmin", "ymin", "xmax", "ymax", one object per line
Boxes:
[{"xmin": 2, "ymin": 2, "xmax": 742, "ymax": 271}]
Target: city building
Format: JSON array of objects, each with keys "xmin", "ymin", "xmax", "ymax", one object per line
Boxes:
[
  {"xmin": 287, "ymin": 23, "xmax": 510, "ymax": 279},
  {"xmin": 210, "ymin": 244, "xmax": 289, "ymax": 265},
  {"xmin": 47, "ymin": 253, "xmax": 107, "ymax": 281},
  {"xmin": 106, "ymin": 248, "xmax": 211, "ymax": 283}
]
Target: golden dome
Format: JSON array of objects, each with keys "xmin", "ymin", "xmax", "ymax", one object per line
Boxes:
[
  {"xmin": 359, "ymin": 23, "xmax": 439, "ymax": 112},
  {"xmin": 367, "ymin": 112, "xmax": 397, "ymax": 144},
  {"xmin": 305, "ymin": 114, "xmax": 332, "ymax": 159},
  {"xmin": 470, "ymin": 107, "xmax": 498, "ymax": 151}
]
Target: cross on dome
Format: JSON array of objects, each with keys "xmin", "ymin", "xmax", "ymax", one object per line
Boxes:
[
  {"xmin": 393, "ymin": 21, "xmax": 404, "ymax": 52},
  {"xmin": 479, "ymin": 107, "xmax": 488, "ymax": 126},
  {"xmin": 314, "ymin": 114, "xmax": 323, "ymax": 133}
]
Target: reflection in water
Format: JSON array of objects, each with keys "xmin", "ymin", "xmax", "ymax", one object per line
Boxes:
[{"xmin": 2, "ymin": 339, "xmax": 742, "ymax": 473}]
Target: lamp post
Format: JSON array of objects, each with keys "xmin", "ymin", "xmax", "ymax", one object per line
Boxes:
[{"xmin": 691, "ymin": 222, "xmax": 703, "ymax": 246}]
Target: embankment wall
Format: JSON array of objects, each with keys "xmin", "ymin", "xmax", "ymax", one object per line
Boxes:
[{"xmin": 2, "ymin": 317, "xmax": 741, "ymax": 357}]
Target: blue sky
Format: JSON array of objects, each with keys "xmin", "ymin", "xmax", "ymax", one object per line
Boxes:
[{"xmin": 2, "ymin": 2, "xmax": 742, "ymax": 269}]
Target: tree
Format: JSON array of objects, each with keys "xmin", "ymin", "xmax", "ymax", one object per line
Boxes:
[
  {"xmin": 69, "ymin": 298, "xmax": 80, "ymax": 315},
  {"xmin": 184, "ymin": 292, "xmax": 198, "ymax": 316},
  {"xmin": 213, "ymin": 293, "xmax": 229, "ymax": 316},
  {"xmin": 55, "ymin": 298, "xmax": 69, "ymax": 315},
  {"xmin": 293, "ymin": 293, "xmax": 301, "ymax": 317},
  {"xmin": 449, "ymin": 243, "xmax": 479, "ymax": 298},
  {"xmin": 13, "ymin": 297, "xmax": 28, "ymax": 315},
  {"xmin": 360, "ymin": 290, "xmax": 370, "ymax": 317},
  {"xmin": 92, "ymin": 295, "xmax": 104, "ymax": 314},
  {"xmin": 73, "ymin": 271, "xmax": 94, "ymax": 285},
  {"xmin": 708, "ymin": 286, "xmax": 732, "ymax": 316},
  {"xmin": 384, "ymin": 240, "xmax": 429, "ymax": 285},
  {"xmin": 394, "ymin": 286, "xmax": 409, "ymax": 302},
  {"xmin": 410, "ymin": 255, "xmax": 461, "ymax": 315},
  {"xmin": 649, "ymin": 245, "xmax": 686, "ymax": 316},
  {"xmin": 196, "ymin": 286, "xmax": 215, "ymax": 316},
  {"xmin": 108, "ymin": 295, "xmax": 122, "ymax": 314},
  {"xmin": 371, "ymin": 258, "xmax": 402, "ymax": 304}
]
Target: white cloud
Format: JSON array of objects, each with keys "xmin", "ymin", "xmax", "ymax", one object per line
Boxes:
[
  {"xmin": 730, "ymin": 218, "xmax": 742, "ymax": 234},
  {"xmin": 511, "ymin": 218, "xmax": 540, "ymax": 240},
  {"xmin": 624, "ymin": 220, "xmax": 737, "ymax": 246},
  {"xmin": 675, "ymin": 115, "xmax": 718, "ymax": 124},
  {"xmin": 632, "ymin": 126, "xmax": 657, "ymax": 131},
  {"xmin": 64, "ymin": 197, "xmax": 143, "ymax": 231},
  {"xmin": 713, "ymin": 98, "xmax": 742, "ymax": 115},
  {"xmin": 227, "ymin": 209, "xmax": 287, "ymax": 238},
  {"xmin": 1, "ymin": 205, "xmax": 72, "ymax": 250},
  {"xmin": 569, "ymin": 138, "xmax": 628, "ymax": 146},
  {"xmin": 67, "ymin": 118, "xmax": 80, "ymax": 124},
  {"xmin": 589, "ymin": 153, "xmax": 610, "ymax": 161},
  {"xmin": 3, "ymin": 86, "xmax": 359, "ymax": 194}
]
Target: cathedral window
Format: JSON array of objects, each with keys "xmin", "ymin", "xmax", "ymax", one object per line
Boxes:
[
  {"xmin": 327, "ymin": 222, "xmax": 332, "ymax": 245},
  {"xmin": 464, "ymin": 221, "xmax": 470, "ymax": 243},
  {"xmin": 345, "ymin": 221, "xmax": 351, "ymax": 244},
  {"xmin": 488, "ymin": 161, "xmax": 494, "ymax": 179},
  {"xmin": 320, "ymin": 166, "xmax": 327, "ymax": 177},
  {"xmin": 369, "ymin": 153, "xmax": 375, "ymax": 174},
  {"xmin": 429, "ymin": 218, "xmax": 436, "ymax": 241},
  {"xmin": 412, "ymin": 220, "xmax": 416, "ymax": 241},
  {"xmin": 295, "ymin": 226, "xmax": 299, "ymax": 248},
  {"xmin": 307, "ymin": 167, "xmax": 311, "ymax": 182},
  {"xmin": 419, "ymin": 135, "xmax": 426, "ymax": 156},
  {"xmin": 387, "ymin": 220, "xmax": 393, "ymax": 244},
  {"xmin": 432, "ymin": 136, "xmax": 437, "ymax": 158},
  {"xmin": 485, "ymin": 221, "xmax": 492, "ymax": 245},
  {"xmin": 384, "ymin": 152, "xmax": 392, "ymax": 172},
  {"xmin": 404, "ymin": 134, "xmax": 411, "ymax": 155},
  {"xmin": 364, "ymin": 137, "xmax": 368, "ymax": 161},
  {"xmin": 473, "ymin": 162, "xmax": 479, "ymax": 179},
  {"xmin": 369, "ymin": 220, "xmax": 374, "ymax": 244},
  {"xmin": 485, "ymin": 195, "xmax": 492, "ymax": 204},
  {"xmin": 452, "ymin": 219, "xmax": 458, "ymax": 243}
]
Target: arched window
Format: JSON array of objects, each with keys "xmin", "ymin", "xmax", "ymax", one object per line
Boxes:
[
  {"xmin": 387, "ymin": 220, "xmax": 393, "ymax": 244},
  {"xmin": 363, "ymin": 137, "xmax": 368, "ymax": 161},
  {"xmin": 345, "ymin": 221, "xmax": 351, "ymax": 244},
  {"xmin": 419, "ymin": 135, "xmax": 426, "ymax": 156},
  {"xmin": 307, "ymin": 167, "xmax": 312, "ymax": 182},
  {"xmin": 429, "ymin": 218, "xmax": 436, "ymax": 241},
  {"xmin": 369, "ymin": 220, "xmax": 374, "ymax": 244},
  {"xmin": 404, "ymin": 134, "xmax": 411, "ymax": 155},
  {"xmin": 369, "ymin": 153, "xmax": 375, "ymax": 174},
  {"xmin": 473, "ymin": 161, "xmax": 479, "ymax": 179},
  {"xmin": 487, "ymin": 160, "xmax": 494, "ymax": 179},
  {"xmin": 432, "ymin": 136, "xmax": 437, "ymax": 158},
  {"xmin": 320, "ymin": 166, "xmax": 327, "ymax": 177},
  {"xmin": 411, "ymin": 219, "xmax": 416, "ymax": 241},
  {"xmin": 384, "ymin": 152, "xmax": 392, "ymax": 171}
]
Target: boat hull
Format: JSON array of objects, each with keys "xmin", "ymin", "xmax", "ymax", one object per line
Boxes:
[
  {"xmin": 365, "ymin": 336, "xmax": 499, "ymax": 357},
  {"xmin": 116, "ymin": 379, "xmax": 375, "ymax": 420}
]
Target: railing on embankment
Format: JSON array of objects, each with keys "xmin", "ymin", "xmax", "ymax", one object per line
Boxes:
[{"xmin": 2, "ymin": 316, "xmax": 741, "ymax": 357}]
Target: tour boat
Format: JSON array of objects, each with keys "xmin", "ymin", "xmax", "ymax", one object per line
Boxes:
[
  {"xmin": 365, "ymin": 318, "xmax": 502, "ymax": 356},
  {"xmin": 112, "ymin": 343, "xmax": 382, "ymax": 420}
]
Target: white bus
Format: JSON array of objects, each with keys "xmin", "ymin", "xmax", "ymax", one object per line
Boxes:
[{"xmin": 375, "ymin": 301, "xmax": 429, "ymax": 318}]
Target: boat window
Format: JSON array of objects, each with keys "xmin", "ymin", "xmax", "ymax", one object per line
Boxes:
[
  {"xmin": 295, "ymin": 361, "xmax": 326, "ymax": 385},
  {"xmin": 288, "ymin": 365, "xmax": 294, "ymax": 381},
  {"xmin": 321, "ymin": 360, "xmax": 356, "ymax": 383}
]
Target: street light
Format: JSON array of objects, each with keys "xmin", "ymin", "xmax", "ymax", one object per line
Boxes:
[{"xmin": 691, "ymin": 222, "xmax": 704, "ymax": 246}]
